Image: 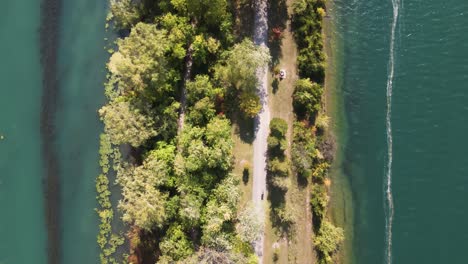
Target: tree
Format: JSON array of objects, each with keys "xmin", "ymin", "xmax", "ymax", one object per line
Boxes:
[
  {"xmin": 171, "ymin": 0, "xmax": 230, "ymax": 28},
  {"xmin": 177, "ymin": 116, "xmax": 233, "ymax": 176},
  {"xmin": 99, "ymin": 100, "xmax": 156, "ymax": 147},
  {"xmin": 119, "ymin": 177, "xmax": 168, "ymax": 231},
  {"xmin": 178, "ymin": 191, "xmax": 204, "ymax": 227},
  {"xmin": 118, "ymin": 148, "xmax": 174, "ymax": 230},
  {"xmin": 108, "ymin": 23, "xmax": 175, "ymax": 99},
  {"xmin": 182, "ymin": 247, "xmax": 250, "ymax": 264},
  {"xmin": 291, "ymin": 0, "xmax": 326, "ymax": 82},
  {"xmin": 159, "ymin": 224, "xmax": 194, "ymax": 261},
  {"xmin": 158, "ymin": 13, "xmax": 194, "ymax": 60},
  {"xmin": 267, "ymin": 118, "xmax": 288, "ymax": 157},
  {"xmin": 310, "ymin": 184, "xmax": 328, "ymax": 220},
  {"xmin": 269, "ymin": 118, "xmax": 288, "ymax": 139},
  {"xmin": 187, "ymin": 97, "xmax": 216, "ymax": 126},
  {"xmin": 110, "ymin": 0, "xmax": 141, "ymax": 29},
  {"xmin": 313, "ymin": 220, "xmax": 344, "ymax": 263},
  {"xmin": 186, "ymin": 75, "xmax": 221, "ymax": 107},
  {"xmin": 201, "ymin": 176, "xmax": 240, "ymax": 249},
  {"xmin": 293, "ymin": 78, "xmax": 323, "ymax": 118},
  {"xmin": 267, "ymin": 158, "xmax": 289, "ymax": 178},
  {"xmin": 216, "ymin": 39, "xmax": 270, "ymax": 117},
  {"xmin": 291, "ymin": 121, "xmax": 316, "ymax": 178},
  {"xmin": 192, "ymin": 34, "xmax": 221, "ymax": 64},
  {"xmin": 236, "ymin": 203, "xmax": 264, "ymax": 244}
]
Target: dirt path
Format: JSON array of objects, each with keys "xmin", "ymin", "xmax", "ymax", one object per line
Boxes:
[
  {"xmin": 252, "ymin": 0, "xmax": 270, "ymax": 262},
  {"xmin": 176, "ymin": 45, "xmax": 193, "ymax": 135}
]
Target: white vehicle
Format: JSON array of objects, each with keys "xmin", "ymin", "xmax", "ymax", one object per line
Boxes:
[{"xmin": 279, "ymin": 69, "xmax": 286, "ymax": 79}]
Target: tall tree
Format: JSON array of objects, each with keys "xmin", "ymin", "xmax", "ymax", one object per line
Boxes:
[
  {"xmin": 118, "ymin": 146, "xmax": 176, "ymax": 230},
  {"xmin": 99, "ymin": 100, "xmax": 156, "ymax": 147},
  {"xmin": 216, "ymin": 39, "xmax": 270, "ymax": 117},
  {"xmin": 108, "ymin": 23, "xmax": 176, "ymax": 99}
]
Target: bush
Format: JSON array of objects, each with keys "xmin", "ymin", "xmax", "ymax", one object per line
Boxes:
[
  {"xmin": 270, "ymin": 118, "xmax": 288, "ymax": 138},
  {"xmin": 268, "ymin": 118, "xmax": 288, "ymax": 157},
  {"xmin": 310, "ymin": 184, "xmax": 328, "ymax": 220},
  {"xmin": 292, "ymin": 0, "xmax": 326, "ymax": 82},
  {"xmin": 291, "ymin": 121, "xmax": 316, "ymax": 178},
  {"xmin": 313, "ymin": 220, "xmax": 344, "ymax": 263},
  {"xmin": 293, "ymin": 78, "xmax": 323, "ymax": 119}
]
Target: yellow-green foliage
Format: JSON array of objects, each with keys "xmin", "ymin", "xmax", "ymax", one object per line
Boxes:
[
  {"xmin": 96, "ymin": 133, "xmax": 124, "ymax": 264},
  {"xmin": 292, "ymin": 0, "xmax": 327, "ymax": 82},
  {"xmin": 314, "ymin": 220, "xmax": 344, "ymax": 263},
  {"xmin": 290, "ymin": 1, "xmax": 344, "ymax": 262},
  {"xmin": 215, "ymin": 39, "xmax": 271, "ymax": 117}
]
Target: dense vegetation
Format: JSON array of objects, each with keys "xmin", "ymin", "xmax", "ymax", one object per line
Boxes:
[
  {"xmin": 96, "ymin": 0, "xmax": 268, "ymax": 263},
  {"xmin": 266, "ymin": 118, "xmax": 295, "ymax": 230},
  {"xmin": 291, "ymin": 0, "xmax": 345, "ymax": 263},
  {"xmin": 292, "ymin": 0, "xmax": 327, "ymax": 83},
  {"xmin": 96, "ymin": 0, "xmax": 343, "ymax": 263}
]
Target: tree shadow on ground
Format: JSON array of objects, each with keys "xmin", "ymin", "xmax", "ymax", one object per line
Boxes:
[
  {"xmin": 297, "ymin": 172, "xmax": 309, "ymax": 188},
  {"xmin": 231, "ymin": 0, "xmax": 255, "ymax": 41},
  {"xmin": 272, "ymin": 78, "xmax": 280, "ymax": 94},
  {"xmin": 242, "ymin": 167, "xmax": 250, "ymax": 185},
  {"xmin": 224, "ymin": 87, "xmax": 255, "ymax": 144},
  {"xmin": 267, "ymin": 0, "xmax": 289, "ymax": 67},
  {"xmin": 267, "ymin": 172, "xmax": 293, "ymax": 236}
]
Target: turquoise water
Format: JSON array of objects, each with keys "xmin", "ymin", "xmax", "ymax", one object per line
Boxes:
[
  {"xmin": 0, "ymin": 1, "xmax": 109, "ymax": 263},
  {"xmin": 331, "ymin": 0, "xmax": 468, "ymax": 263},
  {"xmin": 0, "ymin": 1, "xmax": 47, "ymax": 263},
  {"xmin": 56, "ymin": 1, "xmax": 109, "ymax": 263}
]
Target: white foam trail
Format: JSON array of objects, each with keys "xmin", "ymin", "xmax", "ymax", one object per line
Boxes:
[{"xmin": 385, "ymin": 0, "xmax": 400, "ymax": 263}]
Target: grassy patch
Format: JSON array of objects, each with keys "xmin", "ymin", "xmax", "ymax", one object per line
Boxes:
[
  {"xmin": 263, "ymin": 1, "xmax": 315, "ymax": 262},
  {"xmin": 231, "ymin": 116, "xmax": 254, "ymax": 209}
]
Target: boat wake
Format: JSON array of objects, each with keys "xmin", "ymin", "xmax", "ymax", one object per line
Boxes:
[{"xmin": 385, "ymin": 0, "xmax": 400, "ymax": 263}]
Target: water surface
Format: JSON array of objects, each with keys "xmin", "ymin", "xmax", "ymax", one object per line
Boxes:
[
  {"xmin": 331, "ymin": 0, "xmax": 468, "ymax": 263},
  {"xmin": 0, "ymin": 1, "xmax": 47, "ymax": 263},
  {"xmin": 0, "ymin": 1, "xmax": 110, "ymax": 263}
]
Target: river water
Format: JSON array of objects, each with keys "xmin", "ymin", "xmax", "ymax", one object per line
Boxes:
[
  {"xmin": 330, "ymin": 0, "xmax": 468, "ymax": 263},
  {"xmin": 0, "ymin": 1, "xmax": 109, "ymax": 263}
]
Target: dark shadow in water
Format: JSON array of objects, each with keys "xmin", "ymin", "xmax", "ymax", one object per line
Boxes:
[{"xmin": 39, "ymin": 0, "xmax": 62, "ymax": 263}]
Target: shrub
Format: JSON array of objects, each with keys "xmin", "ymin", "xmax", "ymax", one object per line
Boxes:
[
  {"xmin": 293, "ymin": 78, "xmax": 323, "ymax": 119},
  {"xmin": 313, "ymin": 220, "xmax": 344, "ymax": 263}
]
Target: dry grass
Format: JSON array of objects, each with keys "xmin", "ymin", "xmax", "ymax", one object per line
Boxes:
[
  {"xmin": 262, "ymin": 0, "xmax": 316, "ymax": 263},
  {"xmin": 231, "ymin": 120, "xmax": 254, "ymax": 209}
]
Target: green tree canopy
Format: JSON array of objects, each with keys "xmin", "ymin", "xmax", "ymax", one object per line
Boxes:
[
  {"xmin": 291, "ymin": 121, "xmax": 316, "ymax": 178},
  {"xmin": 98, "ymin": 100, "xmax": 156, "ymax": 147},
  {"xmin": 171, "ymin": 0, "xmax": 229, "ymax": 28},
  {"xmin": 118, "ymin": 144, "xmax": 177, "ymax": 231},
  {"xmin": 158, "ymin": 13, "xmax": 194, "ymax": 60},
  {"xmin": 110, "ymin": 0, "xmax": 141, "ymax": 29},
  {"xmin": 201, "ymin": 175, "xmax": 240, "ymax": 249},
  {"xmin": 108, "ymin": 23, "xmax": 175, "ymax": 99},
  {"xmin": 177, "ymin": 116, "xmax": 233, "ymax": 176},
  {"xmin": 236, "ymin": 202, "xmax": 264, "ymax": 244},
  {"xmin": 159, "ymin": 224, "xmax": 194, "ymax": 261},
  {"xmin": 293, "ymin": 78, "xmax": 323, "ymax": 118},
  {"xmin": 313, "ymin": 220, "xmax": 344, "ymax": 263},
  {"xmin": 216, "ymin": 39, "xmax": 270, "ymax": 117},
  {"xmin": 186, "ymin": 75, "xmax": 221, "ymax": 106}
]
